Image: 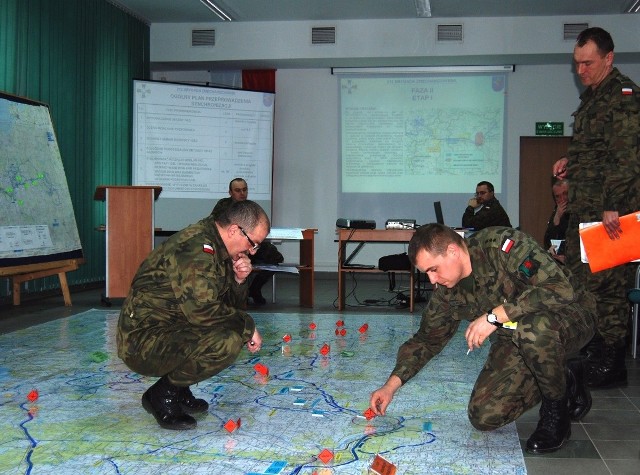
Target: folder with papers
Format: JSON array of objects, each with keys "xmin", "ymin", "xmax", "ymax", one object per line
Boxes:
[{"xmin": 579, "ymin": 211, "xmax": 640, "ymax": 273}]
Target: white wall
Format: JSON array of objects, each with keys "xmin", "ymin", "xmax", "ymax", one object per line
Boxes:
[{"xmin": 150, "ymin": 14, "xmax": 640, "ymax": 272}]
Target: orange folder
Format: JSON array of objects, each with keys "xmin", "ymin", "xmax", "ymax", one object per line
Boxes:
[{"xmin": 579, "ymin": 211, "xmax": 640, "ymax": 273}]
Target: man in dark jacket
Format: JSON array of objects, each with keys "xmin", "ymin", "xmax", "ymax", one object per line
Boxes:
[
  {"xmin": 212, "ymin": 178, "xmax": 283, "ymax": 305},
  {"xmin": 461, "ymin": 181, "xmax": 511, "ymax": 230}
]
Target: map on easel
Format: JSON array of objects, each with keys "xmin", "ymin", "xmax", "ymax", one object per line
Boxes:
[{"xmin": 0, "ymin": 91, "xmax": 83, "ymax": 305}]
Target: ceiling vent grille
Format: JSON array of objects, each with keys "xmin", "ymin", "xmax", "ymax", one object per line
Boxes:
[
  {"xmin": 437, "ymin": 24, "xmax": 463, "ymax": 42},
  {"xmin": 192, "ymin": 29, "xmax": 215, "ymax": 47},
  {"xmin": 312, "ymin": 26, "xmax": 336, "ymax": 45},
  {"xmin": 563, "ymin": 23, "xmax": 588, "ymax": 41}
]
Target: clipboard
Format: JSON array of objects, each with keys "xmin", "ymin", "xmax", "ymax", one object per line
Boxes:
[{"xmin": 579, "ymin": 211, "xmax": 640, "ymax": 272}]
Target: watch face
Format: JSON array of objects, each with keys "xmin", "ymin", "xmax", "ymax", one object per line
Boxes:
[{"xmin": 487, "ymin": 313, "xmax": 498, "ymax": 323}]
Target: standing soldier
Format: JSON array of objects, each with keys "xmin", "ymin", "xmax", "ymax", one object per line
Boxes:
[
  {"xmin": 553, "ymin": 27, "xmax": 640, "ymax": 388},
  {"xmin": 369, "ymin": 224, "xmax": 596, "ymax": 454}
]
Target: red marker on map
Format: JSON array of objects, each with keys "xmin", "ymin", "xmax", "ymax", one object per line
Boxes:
[
  {"xmin": 318, "ymin": 448, "xmax": 334, "ymax": 464},
  {"xmin": 282, "ymin": 334, "xmax": 292, "ymax": 343},
  {"xmin": 224, "ymin": 418, "xmax": 242, "ymax": 433},
  {"xmin": 363, "ymin": 408, "xmax": 376, "ymax": 420},
  {"xmin": 309, "ymin": 322, "xmax": 317, "ymax": 330},
  {"xmin": 27, "ymin": 389, "xmax": 39, "ymax": 402},
  {"xmin": 254, "ymin": 363, "xmax": 269, "ymax": 376},
  {"xmin": 336, "ymin": 320, "xmax": 344, "ymax": 327},
  {"xmin": 320, "ymin": 343, "xmax": 330, "ymax": 355},
  {"xmin": 359, "ymin": 323, "xmax": 369, "ymax": 333}
]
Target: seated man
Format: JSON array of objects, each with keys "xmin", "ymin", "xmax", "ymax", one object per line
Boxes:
[
  {"xmin": 462, "ymin": 181, "xmax": 511, "ymax": 230},
  {"xmin": 369, "ymin": 224, "xmax": 596, "ymax": 454},
  {"xmin": 117, "ymin": 200, "xmax": 269, "ymax": 430},
  {"xmin": 212, "ymin": 178, "xmax": 283, "ymax": 305},
  {"xmin": 543, "ymin": 177, "xmax": 570, "ymax": 264}
]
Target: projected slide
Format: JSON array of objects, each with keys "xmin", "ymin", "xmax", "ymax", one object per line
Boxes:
[
  {"xmin": 132, "ymin": 80, "xmax": 274, "ymax": 230},
  {"xmin": 133, "ymin": 80, "xmax": 274, "ymax": 200},
  {"xmin": 340, "ymin": 74, "xmax": 506, "ymax": 194}
]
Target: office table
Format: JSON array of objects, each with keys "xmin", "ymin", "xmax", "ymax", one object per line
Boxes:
[
  {"xmin": 263, "ymin": 228, "xmax": 317, "ymax": 308},
  {"xmin": 154, "ymin": 227, "xmax": 317, "ymax": 308},
  {"xmin": 337, "ymin": 228, "xmax": 416, "ymax": 312}
]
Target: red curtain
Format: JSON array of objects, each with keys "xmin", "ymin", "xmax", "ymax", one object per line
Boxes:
[{"xmin": 242, "ymin": 69, "xmax": 276, "ymax": 93}]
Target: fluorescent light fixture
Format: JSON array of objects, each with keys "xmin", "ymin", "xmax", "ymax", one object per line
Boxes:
[
  {"xmin": 200, "ymin": 0, "xmax": 232, "ymax": 21},
  {"xmin": 415, "ymin": 0, "xmax": 432, "ymax": 18},
  {"xmin": 626, "ymin": 0, "xmax": 640, "ymax": 13},
  {"xmin": 332, "ymin": 65, "xmax": 515, "ymax": 75}
]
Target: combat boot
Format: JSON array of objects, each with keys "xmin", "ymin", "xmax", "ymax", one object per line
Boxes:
[
  {"xmin": 587, "ymin": 342, "xmax": 627, "ymax": 389},
  {"xmin": 580, "ymin": 333, "xmax": 604, "ymax": 362},
  {"xmin": 566, "ymin": 358, "xmax": 592, "ymax": 421},
  {"xmin": 178, "ymin": 385, "xmax": 209, "ymax": 413},
  {"xmin": 141, "ymin": 376, "xmax": 197, "ymax": 430},
  {"xmin": 525, "ymin": 395, "xmax": 571, "ymax": 454}
]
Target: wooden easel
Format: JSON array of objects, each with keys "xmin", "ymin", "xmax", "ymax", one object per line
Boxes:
[{"xmin": 0, "ymin": 258, "xmax": 85, "ymax": 306}]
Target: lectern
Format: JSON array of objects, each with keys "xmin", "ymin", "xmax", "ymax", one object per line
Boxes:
[{"xmin": 94, "ymin": 185, "xmax": 162, "ymax": 299}]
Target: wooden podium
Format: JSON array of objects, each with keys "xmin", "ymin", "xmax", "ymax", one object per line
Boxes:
[{"xmin": 94, "ymin": 185, "xmax": 162, "ymax": 299}]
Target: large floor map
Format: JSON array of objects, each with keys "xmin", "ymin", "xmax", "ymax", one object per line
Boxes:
[{"xmin": 0, "ymin": 310, "xmax": 526, "ymax": 474}]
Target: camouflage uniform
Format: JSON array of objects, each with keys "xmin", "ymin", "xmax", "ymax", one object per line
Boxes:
[
  {"xmin": 565, "ymin": 67, "xmax": 640, "ymax": 346},
  {"xmin": 117, "ymin": 214, "xmax": 255, "ymax": 387},
  {"xmin": 391, "ymin": 227, "xmax": 596, "ymax": 431},
  {"xmin": 461, "ymin": 197, "xmax": 512, "ymax": 230}
]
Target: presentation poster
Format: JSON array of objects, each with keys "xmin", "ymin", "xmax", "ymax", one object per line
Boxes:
[{"xmin": 132, "ymin": 80, "xmax": 274, "ymax": 201}]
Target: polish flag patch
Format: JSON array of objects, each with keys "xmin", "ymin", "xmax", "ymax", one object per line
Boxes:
[
  {"xmin": 501, "ymin": 238, "xmax": 515, "ymax": 253},
  {"xmin": 203, "ymin": 244, "xmax": 215, "ymax": 255},
  {"xmin": 622, "ymin": 87, "xmax": 633, "ymax": 95}
]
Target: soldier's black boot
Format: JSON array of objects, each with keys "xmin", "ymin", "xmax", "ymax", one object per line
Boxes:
[
  {"xmin": 580, "ymin": 333, "xmax": 604, "ymax": 362},
  {"xmin": 587, "ymin": 341, "xmax": 627, "ymax": 389},
  {"xmin": 526, "ymin": 395, "xmax": 571, "ymax": 454},
  {"xmin": 177, "ymin": 385, "xmax": 209, "ymax": 413},
  {"xmin": 141, "ymin": 376, "xmax": 197, "ymax": 430},
  {"xmin": 566, "ymin": 358, "xmax": 592, "ymax": 421}
]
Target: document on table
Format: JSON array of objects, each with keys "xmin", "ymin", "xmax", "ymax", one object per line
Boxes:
[
  {"xmin": 266, "ymin": 228, "xmax": 305, "ymax": 240},
  {"xmin": 252, "ymin": 264, "xmax": 299, "ymax": 274}
]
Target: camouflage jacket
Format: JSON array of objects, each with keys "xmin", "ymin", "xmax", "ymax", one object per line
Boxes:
[
  {"xmin": 567, "ymin": 67, "xmax": 640, "ymax": 219},
  {"xmin": 461, "ymin": 197, "xmax": 512, "ymax": 230},
  {"xmin": 391, "ymin": 227, "xmax": 592, "ymax": 384},
  {"xmin": 117, "ymin": 215, "xmax": 254, "ymax": 356}
]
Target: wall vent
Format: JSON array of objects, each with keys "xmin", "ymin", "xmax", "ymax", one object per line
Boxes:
[
  {"xmin": 192, "ymin": 29, "xmax": 215, "ymax": 47},
  {"xmin": 563, "ymin": 23, "xmax": 588, "ymax": 41},
  {"xmin": 312, "ymin": 26, "xmax": 336, "ymax": 45},
  {"xmin": 437, "ymin": 24, "xmax": 463, "ymax": 42}
]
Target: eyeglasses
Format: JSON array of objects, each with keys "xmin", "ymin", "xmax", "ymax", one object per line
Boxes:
[
  {"xmin": 475, "ymin": 191, "xmax": 489, "ymax": 196},
  {"xmin": 239, "ymin": 226, "xmax": 260, "ymax": 251}
]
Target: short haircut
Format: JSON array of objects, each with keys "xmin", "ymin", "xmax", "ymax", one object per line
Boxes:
[
  {"xmin": 229, "ymin": 177, "xmax": 247, "ymax": 191},
  {"xmin": 408, "ymin": 224, "xmax": 464, "ymax": 265},
  {"xmin": 477, "ymin": 181, "xmax": 494, "ymax": 193},
  {"xmin": 576, "ymin": 27, "xmax": 614, "ymax": 55},
  {"xmin": 216, "ymin": 199, "xmax": 270, "ymax": 233}
]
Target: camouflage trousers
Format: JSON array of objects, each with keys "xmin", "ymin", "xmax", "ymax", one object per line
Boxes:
[
  {"xmin": 118, "ymin": 323, "xmax": 244, "ymax": 387},
  {"xmin": 467, "ymin": 305, "xmax": 595, "ymax": 431},
  {"xmin": 565, "ymin": 213, "xmax": 635, "ymax": 345}
]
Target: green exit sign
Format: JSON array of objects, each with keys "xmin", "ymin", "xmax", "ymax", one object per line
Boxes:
[{"xmin": 535, "ymin": 122, "xmax": 564, "ymax": 136}]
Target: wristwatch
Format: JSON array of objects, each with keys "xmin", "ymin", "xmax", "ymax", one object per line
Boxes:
[{"xmin": 487, "ymin": 309, "xmax": 502, "ymax": 327}]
